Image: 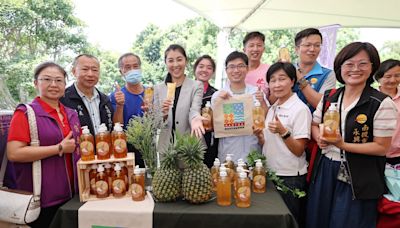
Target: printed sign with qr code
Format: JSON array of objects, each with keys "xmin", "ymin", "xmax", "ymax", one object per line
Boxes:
[{"xmin": 223, "ymin": 103, "xmax": 245, "ymax": 130}]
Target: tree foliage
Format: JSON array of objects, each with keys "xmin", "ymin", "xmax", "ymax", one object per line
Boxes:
[{"xmin": 380, "ymin": 40, "xmax": 400, "ymax": 61}]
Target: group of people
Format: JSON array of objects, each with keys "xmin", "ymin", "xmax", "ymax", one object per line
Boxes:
[{"xmin": 4, "ymin": 27, "xmax": 400, "ymax": 228}]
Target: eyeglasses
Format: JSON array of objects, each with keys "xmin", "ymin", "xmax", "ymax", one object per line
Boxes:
[
  {"xmin": 299, "ymin": 43, "xmax": 322, "ymax": 49},
  {"xmin": 38, "ymin": 78, "xmax": 66, "ymax": 85},
  {"xmin": 226, "ymin": 64, "xmax": 247, "ymax": 71},
  {"xmin": 341, "ymin": 61, "xmax": 372, "ymax": 71}
]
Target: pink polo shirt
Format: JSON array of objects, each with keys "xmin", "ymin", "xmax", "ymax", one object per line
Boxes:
[
  {"xmin": 387, "ymin": 88, "xmax": 400, "ymax": 158},
  {"xmin": 245, "ymin": 63, "xmax": 270, "ymax": 98}
]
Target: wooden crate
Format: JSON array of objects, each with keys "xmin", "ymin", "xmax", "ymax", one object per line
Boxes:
[{"xmin": 77, "ymin": 153, "xmax": 135, "ymax": 202}]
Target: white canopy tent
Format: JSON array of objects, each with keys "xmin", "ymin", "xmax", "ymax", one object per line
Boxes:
[{"xmin": 174, "ymin": 0, "xmax": 400, "ymax": 88}]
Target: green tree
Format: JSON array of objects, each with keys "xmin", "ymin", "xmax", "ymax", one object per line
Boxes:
[{"xmin": 380, "ymin": 40, "xmax": 400, "ymax": 61}]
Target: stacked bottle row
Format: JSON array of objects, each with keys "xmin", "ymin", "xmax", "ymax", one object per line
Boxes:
[
  {"xmin": 211, "ymin": 154, "xmax": 266, "ymax": 208},
  {"xmin": 88, "ymin": 163, "xmax": 146, "ymax": 201},
  {"xmin": 80, "ymin": 122, "xmax": 128, "ymax": 161}
]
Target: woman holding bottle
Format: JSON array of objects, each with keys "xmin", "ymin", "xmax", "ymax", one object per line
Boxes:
[
  {"xmin": 306, "ymin": 42, "xmax": 398, "ymax": 228},
  {"xmin": 194, "ymin": 55, "xmax": 218, "ymax": 168},
  {"xmin": 154, "ymin": 44, "xmax": 205, "ymax": 154},
  {"xmin": 7, "ymin": 62, "xmax": 81, "ymax": 228},
  {"xmin": 375, "ymin": 59, "xmax": 400, "ymax": 165},
  {"xmin": 254, "ymin": 62, "xmax": 311, "ymax": 227}
]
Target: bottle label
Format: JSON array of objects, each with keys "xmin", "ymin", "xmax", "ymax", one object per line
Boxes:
[
  {"xmin": 96, "ymin": 141, "xmax": 109, "ymax": 156},
  {"xmin": 253, "ymin": 175, "xmax": 266, "ymax": 189},
  {"xmin": 95, "ymin": 180, "xmax": 108, "ymax": 195},
  {"xmin": 131, "ymin": 183, "xmax": 144, "ymax": 198},
  {"xmin": 113, "ymin": 139, "xmax": 127, "ymax": 154},
  {"xmin": 237, "ymin": 186, "xmax": 251, "ymax": 201},
  {"xmin": 112, "ymin": 179, "xmax": 125, "ymax": 194},
  {"xmin": 80, "ymin": 141, "xmax": 94, "ymax": 156}
]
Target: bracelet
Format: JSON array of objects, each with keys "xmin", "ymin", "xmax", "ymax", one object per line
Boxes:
[
  {"xmin": 58, "ymin": 144, "xmax": 63, "ymax": 157},
  {"xmin": 280, "ymin": 130, "xmax": 291, "ymax": 140},
  {"xmin": 297, "ymin": 77, "xmax": 309, "ymax": 90}
]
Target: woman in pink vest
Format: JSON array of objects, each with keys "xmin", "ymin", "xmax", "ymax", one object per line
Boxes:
[{"xmin": 7, "ymin": 62, "xmax": 81, "ymax": 228}]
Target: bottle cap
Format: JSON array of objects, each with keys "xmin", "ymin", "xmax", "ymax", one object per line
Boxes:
[
  {"xmin": 91, "ymin": 164, "xmax": 98, "ymax": 169},
  {"xmin": 329, "ymin": 103, "xmax": 338, "ymax": 111},
  {"xmin": 97, "ymin": 164, "xmax": 104, "ymax": 172},
  {"xmin": 213, "ymin": 158, "xmax": 220, "ymax": 167},
  {"xmin": 104, "ymin": 163, "xmax": 111, "ymax": 169},
  {"xmin": 206, "ymin": 101, "xmax": 211, "ymax": 108},
  {"xmin": 255, "ymin": 159, "xmax": 263, "ymax": 168},
  {"xmin": 236, "ymin": 166, "xmax": 244, "ymax": 173},
  {"xmin": 239, "ymin": 172, "xmax": 247, "ymax": 179},
  {"xmin": 226, "ymin": 154, "xmax": 233, "ymax": 162},
  {"xmin": 219, "ymin": 164, "xmax": 227, "ymax": 172},
  {"xmin": 134, "ymin": 165, "xmax": 141, "ymax": 175},
  {"xmin": 114, "ymin": 122, "xmax": 123, "ymax": 132},
  {"xmin": 114, "ymin": 163, "xmax": 121, "ymax": 171},
  {"xmin": 98, "ymin": 123, "xmax": 107, "ymax": 133},
  {"xmin": 81, "ymin": 126, "xmax": 90, "ymax": 134},
  {"xmin": 254, "ymin": 100, "xmax": 261, "ymax": 107}
]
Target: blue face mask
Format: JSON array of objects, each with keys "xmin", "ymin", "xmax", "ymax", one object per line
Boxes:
[{"xmin": 125, "ymin": 69, "xmax": 142, "ymax": 84}]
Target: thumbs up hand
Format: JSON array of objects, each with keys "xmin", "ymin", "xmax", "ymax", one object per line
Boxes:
[
  {"xmin": 60, "ymin": 131, "xmax": 76, "ymax": 154},
  {"xmin": 114, "ymin": 81, "xmax": 125, "ymax": 106},
  {"xmin": 268, "ymin": 115, "xmax": 286, "ymax": 135}
]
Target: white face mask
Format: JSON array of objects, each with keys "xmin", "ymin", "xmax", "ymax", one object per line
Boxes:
[{"xmin": 125, "ymin": 69, "xmax": 142, "ymax": 84}]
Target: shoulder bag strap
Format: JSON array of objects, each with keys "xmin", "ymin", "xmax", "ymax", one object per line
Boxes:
[
  {"xmin": 0, "ymin": 147, "xmax": 7, "ymax": 187},
  {"xmin": 25, "ymin": 104, "xmax": 42, "ymax": 197}
]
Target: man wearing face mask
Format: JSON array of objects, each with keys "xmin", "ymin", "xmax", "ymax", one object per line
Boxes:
[{"xmin": 110, "ymin": 53, "xmax": 145, "ymax": 167}]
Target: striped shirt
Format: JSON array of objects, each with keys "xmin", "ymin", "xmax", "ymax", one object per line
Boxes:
[{"xmin": 74, "ymin": 83, "xmax": 101, "ymax": 134}]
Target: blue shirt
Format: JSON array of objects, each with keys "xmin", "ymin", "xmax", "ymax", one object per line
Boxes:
[{"xmin": 109, "ymin": 86, "xmax": 144, "ymax": 128}]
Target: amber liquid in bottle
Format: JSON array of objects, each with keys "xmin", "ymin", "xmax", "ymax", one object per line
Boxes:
[
  {"xmin": 95, "ymin": 166, "xmax": 109, "ymax": 198},
  {"xmin": 236, "ymin": 173, "xmax": 251, "ymax": 208},
  {"xmin": 131, "ymin": 169, "xmax": 145, "ymax": 201},
  {"xmin": 104, "ymin": 163, "xmax": 113, "ymax": 194},
  {"xmin": 80, "ymin": 127, "xmax": 95, "ymax": 161},
  {"xmin": 202, "ymin": 102, "xmax": 213, "ymax": 131},
  {"xmin": 144, "ymin": 86, "xmax": 154, "ymax": 106},
  {"xmin": 89, "ymin": 165, "xmax": 97, "ymax": 195},
  {"xmin": 112, "ymin": 131, "xmax": 127, "ymax": 158},
  {"xmin": 323, "ymin": 104, "xmax": 340, "ymax": 142},
  {"xmin": 119, "ymin": 162, "xmax": 129, "ymax": 190},
  {"xmin": 252, "ymin": 103, "xmax": 265, "ymax": 129},
  {"xmin": 252, "ymin": 165, "xmax": 266, "ymax": 193},
  {"xmin": 96, "ymin": 131, "xmax": 111, "ymax": 160},
  {"xmin": 112, "ymin": 170, "xmax": 126, "ymax": 198},
  {"xmin": 217, "ymin": 172, "xmax": 231, "ymax": 206},
  {"xmin": 210, "ymin": 163, "xmax": 219, "ymax": 192}
]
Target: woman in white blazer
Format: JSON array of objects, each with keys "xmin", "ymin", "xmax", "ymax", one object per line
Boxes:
[{"xmin": 154, "ymin": 44, "xmax": 205, "ymax": 154}]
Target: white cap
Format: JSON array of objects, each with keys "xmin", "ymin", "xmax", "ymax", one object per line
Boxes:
[
  {"xmin": 114, "ymin": 122, "xmax": 123, "ymax": 132},
  {"xmin": 82, "ymin": 126, "xmax": 90, "ymax": 134},
  {"xmin": 213, "ymin": 158, "xmax": 220, "ymax": 167},
  {"xmin": 255, "ymin": 159, "xmax": 263, "ymax": 168},
  {"xmin": 329, "ymin": 103, "xmax": 338, "ymax": 111},
  {"xmin": 236, "ymin": 166, "xmax": 244, "ymax": 173},
  {"xmin": 219, "ymin": 164, "xmax": 227, "ymax": 172},
  {"xmin": 104, "ymin": 163, "xmax": 111, "ymax": 169},
  {"xmin": 239, "ymin": 172, "xmax": 247, "ymax": 179},
  {"xmin": 97, "ymin": 164, "xmax": 104, "ymax": 172},
  {"xmin": 206, "ymin": 101, "xmax": 211, "ymax": 108},
  {"xmin": 254, "ymin": 100, "xmax": 261, "ymax": 107},
  {"xmin": 226, "ymin": 154, "xmax": 233, "ymax": 162},
  {"xmin": 98, "ymin": 123, "xmax": 107, "ymax": 133},
  {"xmin": 114, "ymin": 163, "xmax": 121, "ymax": 171},
  {"xmin": 91, "ymin": 164, "xmax": 98, "ymax": 169},
  {"xmin": 134, "ymin": 165, "xmax": 141, "ymax": 175}
]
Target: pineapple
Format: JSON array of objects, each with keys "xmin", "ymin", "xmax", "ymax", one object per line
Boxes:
[
  {"xmin": 176, "ymin": 133, "xmax": 213, "ymax": 204},
  {"xmin": 152, "ymin": 144, "xmax": 182, "ymax": 202}
]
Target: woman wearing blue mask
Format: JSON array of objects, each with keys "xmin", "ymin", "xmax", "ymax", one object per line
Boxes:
[
  {"xmin": 154, "ymin": 44, "xmax": 205, "ymax": 154},
  {"xmin": 109, "ymin": 52, "xmax": 146, "ymax": 167}
]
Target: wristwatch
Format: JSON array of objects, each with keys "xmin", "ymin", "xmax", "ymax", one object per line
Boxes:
[
  {"xmin": 58, "ymin": 144, "xmax": 63, "ymax": 157},
  {"xmin": 281, "ymin": 130, "xmax": 291, "ymax": 140},
  {"xmin": 297, "ymin": 77, "xmax": 309, "ymax": 90}
]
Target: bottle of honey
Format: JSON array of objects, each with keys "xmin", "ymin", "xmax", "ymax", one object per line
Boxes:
[
  {"xmin": 112, "ymin": 123, "xmax": 127, "ymax": 158},
  {"xmin": 217, "ymin": 166, "xmax": 231, "ymax": 206},
  {"xmin": 323, "ymin": 103, "xmax": 339, "ymax": 142},
  {"xmin": 202, "ymin": 101, "xmax": 213, "ymax": 131},
  {"xmin": 95, "ymin": 164, "xmax": 109, "ymax": 198},
  {"xmin": 225, "ymin": 154, "xmax": 235, "ymax": 181},
  {"xmin": 252, "ymin": 160, "xmax": 266, "ymax": 193},
  {"xmin": 80, "ymin": 126, "xmax": 95, "ymax": 161},
  {"xmin": 131, "ymin": 165, "xmax": 145, "ymax": 201},
  {"xmin": 119, "ymin": 162, "xmax": 129, "ymax": 191},
  {"xmin": 210, "ymin": 158, "xmax": 220, "ymax": 192},
  {"xmin": 112, "ymin": 163, "xmax": 126, "ymax": 197},
  {"xmin": 279, "ymin": 46, "xmax": 291, "ymax": 63},
  {"xmin": 233, "ymin": 165, "xmax": 245, "ymax": 199},
  {"xmin": 252, "ymin": 100, "xmax": 265, "ymax": 129},
  {"xmin": 235, "ymin": 172, "xmax": 251, "ymax": 208},
  {"xmin": 104, "ymin": 163, "xmax": 113, "ymax": 194},
  {"xmin": 89, "ymin": 164, "xmax": 98, "ymax": 195},
  {"xmin": 96, "ymin": 124, "xmax": 111, "ymax": 160}
]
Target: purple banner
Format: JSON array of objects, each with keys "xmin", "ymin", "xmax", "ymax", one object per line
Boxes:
[{"xmin": 318, "ymin": 24, "xmax": 341, "ymax": 69}]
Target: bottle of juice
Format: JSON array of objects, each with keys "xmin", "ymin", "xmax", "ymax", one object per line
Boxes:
[
  {"xmin": 96, "ymin": 123, "xmax": 111, "ymax": 160},
  {"xmin": 80, "ymin": 126, "xmax": 95, "ymax": 161},
  {"xmin": 217, "ymin": 167, "xmax": 231, "ymax": 206},
  {"xmin": 279, "ymin": 46, "xmax": 291, "ymax": 63},
  {"xmin": 95, "ymin": 164, "xmax": 109, "ymax": 198},
  {"xmin": 252, "ymin": 100, "xmax": 265, "ymax": 129},
  {"xmin": 202, "ymin": 101, "xmax": 213, "ymax": 131},
  {"xmin": 112, "ymin": 123, "xmax": 127, "ymax": 158},
  {"xmin": 112, "ymin": 163, "xmax": 126, "ymax": 197},
  {"xmin": 104, "ymin": 163, "xmax": 113, "ymax": 194},
  {"xmin": 233, "ymin": 165, "xmax": 244, "ymax": 199},
  {"xmin": 131, "ymin": 165, "xmax": 145, "ymax": 201},
  {"xmin": 119, "ymin": 162, "xmax": 129, "ymax": 190},
  {"xmin": 323, "ymin": 103, "xmax": 339, "ymax": 142},
  {"xmin": 235, "ymin": 172, "xmax": 251, "ymax": 208},
  {"xmin": 210, "ymin": 158, "xmax": 220, "ymax": 192},
  {"xmin": 89, "ymin": 164, "xmax": 98, "ymax": 195},
  {"xmin": 225, "ymin": 154, "xmax": 235, "ymax": 181},
  {"xmin": 252, "ymin": 160, "xmax": 266, "ymax": 193},
  {"xmin": 144, "ymin": 86, "xmax": 154, "ymax": 106}
]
